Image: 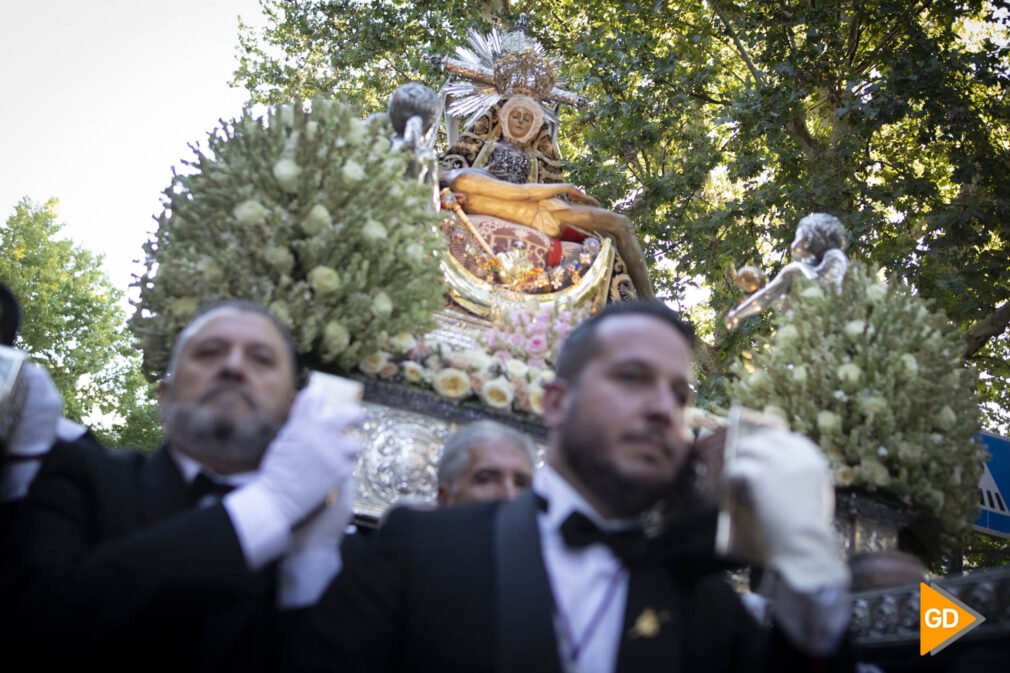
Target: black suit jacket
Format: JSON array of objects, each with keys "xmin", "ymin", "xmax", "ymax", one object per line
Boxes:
[
  {"xmin": 294, "ymin": 490, "xmax": 843, "ymax": 673},
  {"xmin": 7, "ymin": 441, "xmax": 280, "ymax": 673}
]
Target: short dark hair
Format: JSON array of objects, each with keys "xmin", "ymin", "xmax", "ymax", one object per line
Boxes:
[
  {"xmin": 554, "ymin": 301, "xmax": 695, "ymax": 383},
  {"xmin": 166, "ymin": 299, "xmax": 300, "ymax": 385},
  {"xmin": 0, "ymin": 281, "xmax": 22, "ymax": 347}
]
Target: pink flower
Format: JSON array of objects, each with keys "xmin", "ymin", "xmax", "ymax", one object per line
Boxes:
[
  {"xmin": 469, "ymin": 373, "xmax": 486, "ymax": 391},
  {"xmin": 494, "ymin": 350, "xmax": 511, "ymax": 361},
  {"xmin": 508, "ymin": 333, "xmax": 525, "ymax": 348},
  {"xmin": 527, "ymin": 335, "xmax": 548, "ymax": 354},
  {"xmin": 378, "ymin": 362, "xmax": 399, "ymax": 379}
]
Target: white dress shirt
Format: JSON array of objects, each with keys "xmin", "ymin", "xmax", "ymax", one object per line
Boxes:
[
  {"xmin": 535, "ymin": 466, "xmax": 634, "ymax": 673},
  {"xmin": 534, "ymin": 466, "xmax": 850, "ymax": 673}
]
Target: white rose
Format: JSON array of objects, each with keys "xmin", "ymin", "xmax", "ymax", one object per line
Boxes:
[
  {"xmin": 799, "ymin": 284, "xmax": 824, "ymax": 300},
  {"xmin": 791, "ymin": 365, "xmax": 807, "ymax": 383},
  {"xmin": 405, "ymin": 242, "xmax": 425, "ymax": 263},
  {"xmin": 341, "ymin": 159, "xmax": 365, "ymax": 182},
  {"xmin": 371, "ymin": 291, "xmax": 393, "ymax": 319},
  {"xmin": 233, "ymin": 199, "xmax": 268, "ymax": 226},
  {"xmin": 308, "ymin": 266, "xmax": 341, "ymax": 296},
  {"xmin": 900, "ymin": 353, "xmax": 919, "ymax": 377},
  {"xmin": 858, "ymin": 458, "xmax": 890, "ymax": 488},
  {"xmin": 322, "ymin": 320, "xmax": 350, "ymax": 356},
  {"xmin": 305, "ymin": 120, "xmax": 318, "ymax": 139},
  {"xmin": 816, "ymin": 410, "xmax": 842, "ymax": 434},
  {"xmin": 934, "ymin": 405, "xmax": 957, "ymax": 431},
  {"xmin": 746, "ymin": 370, "xmax": 770, "ymax": 388},
  {"xmin": 866, "ymin": 282, "xmax": 887, "ymax": 302},
  {"xmin": 481, "ymin": 377, "xmax": 515, "ymax": 410},
  {"xmin": 359, "ymin": 351, "xmax": 390, "ymax": 375},
  {"xmin": 345, "ymin": 117, "xmax": 366, "ymax": 145},
  {"xmin": 529, "ymin": 383, "xmax": 545, "ymax": 415},
  {"xmin": 402, "ymin": 361, "xmax": 425, "ymax": 384},
  {"xmin": 775, "ymin": 324, "xmax": 799, "ymax": 346},
  {"xmin": 273, "ymin": 159, "xmax": 302, "ymax": 193},
  {"xmin": 504, "ymin": 359, "xmax": 529, "ymax": 381},
  {"xmin": 535, "ymin": 369, "xmax": 556, "ymax": 385},
  {"xmin": 198, "ymin": 257, "xmax": 223, "ymax": 284},
  {"xmin": 844, "ymin": 320, "xmax": 865, "ymax": 340},
  {"xmin": 832, "ymin": 464, "xmax": 855, "ymax": 487},
  {"xmin": 302, "ymin": 204, "xmax": 332, "ymax": 235},
  {"xmin": 858, "ymin": 395, "xmax": 888, "ymax": 416},
  {"xmin": 836, "ymin": 363, "xmax": 862, "ymax": 386},
  {"xmin": 265, "ymin": 245, "xmax": 295, "ymax": 274},
  {"xmin": 388, "ymin": 332, "xmax": 417, "ymax": 354},
  {"xmin": 433, "ymin": 368, "xmax": 472, "ymax": 401},
  {"xmin": 362, "ymin": 219, "xmax": 387, "ymax": 242},
  {"xmin": 267, "ymin": 301, "xmax": 292, "ymax": 328}
]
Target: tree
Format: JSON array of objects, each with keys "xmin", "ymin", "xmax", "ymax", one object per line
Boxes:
[
  {"xmin": 233, "ymin": 1, "xmax": 1010, "ymax": 429},
  {"xmin": 0, "ymin": 198, "xmax": 162, "ymax": 450}
]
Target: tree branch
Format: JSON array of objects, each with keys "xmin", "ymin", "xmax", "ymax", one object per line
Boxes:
[
  {"xmin": 964, "ymin": 301, "xmax": 1010, "ymax": 359},
  {"xmin": 710, "ymin": 2, "xmax": 766, "ymax": 87}
]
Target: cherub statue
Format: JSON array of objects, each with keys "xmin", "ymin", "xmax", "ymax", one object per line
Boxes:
[
  {"xmin": 387, "ymin": 83, "xmax": 441, "ymax": 207},
  {"xmin": 725, "ymin": 213, "xmax": 849, "ymax": 331}
]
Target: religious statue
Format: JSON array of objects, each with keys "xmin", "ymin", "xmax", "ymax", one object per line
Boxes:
[
  {"xmin": 725, "ymin": 213, "xmax": 850, "ymax": 331},
  {"xmin": 429, "ymin": 17, "xmax": 654, "ymax": 308}
]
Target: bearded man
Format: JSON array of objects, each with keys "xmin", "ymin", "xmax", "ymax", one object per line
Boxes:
[
  {"xmin": 293, "ymin": 300, "xmax": 851, "ymax": 673},
  {"xmin": 9, "ymin": 300, "xmax": 362, "ymax": 673}
]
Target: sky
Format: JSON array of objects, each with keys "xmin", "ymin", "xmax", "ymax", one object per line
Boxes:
[{"xmin": 0, "ymin": 1, "xmax": 266, "ymax": 302}]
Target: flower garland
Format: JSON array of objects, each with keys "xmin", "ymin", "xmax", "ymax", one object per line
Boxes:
[
  {"xmin": 358, "ymin": 332, "xmax": 556, "ymax": 416},
  {"xmin": 730, "ymin": 263, "xmax": 985, "ymax": 550},
  {"xmin": 479, "ymin": 303, "xmax": 587, "ymax": 369},
  {"xmin": 131, "ymin": 99, "xmax": 446, "ymax": 374}
]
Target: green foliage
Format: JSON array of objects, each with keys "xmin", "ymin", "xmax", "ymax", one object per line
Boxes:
[
  {"xmin": 730, "ymin": 264, "xmax": 986, "ymax": 555},
  {"xmin": 0, "ymin": 198, "xmax": 161, "ymax": 451},
  {"xmin": 131, "ymin": 99, "xmax": 446, "ymax": 376},
  {"xmin": 232, "ymin": 0, "xmax": 1010, "ymax": 429}
]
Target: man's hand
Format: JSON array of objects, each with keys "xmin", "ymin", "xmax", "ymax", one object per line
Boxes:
[
  {"xmin": 723, "ymin": 428, "xmax": 849, "ymax": 592},
  {"xmin": 248, "ymin": 386, "xmax": 363, "ymax": 529}
]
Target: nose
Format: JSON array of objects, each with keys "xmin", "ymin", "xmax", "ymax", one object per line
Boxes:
[
  {"xmin": 503, "ymin": 478, "xmax": 518, "ymax": 501},
  {"xmin": 644, "ymin": 383, "xmax": 677, "ymax": 425},
  {"xmin": 219, "ymin": 346, "xmax": 248, "ymax": 380}
]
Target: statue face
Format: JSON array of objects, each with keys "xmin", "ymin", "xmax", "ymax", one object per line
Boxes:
[
  {"xmin": 791, "ymin": 224, "xmax": 817, "ymax": 263},
  {"xmin": 506, "ymin": 105, "xmax": 536, "ymax": 140}
]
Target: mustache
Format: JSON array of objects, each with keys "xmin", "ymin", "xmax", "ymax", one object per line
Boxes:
[
  {"xmin": 621, "ymin": 427, "xmax": 676, "ymax": 458},
  {"xmin": 197, "ymin": 382, "xmax": 258, "ymax": 409}
]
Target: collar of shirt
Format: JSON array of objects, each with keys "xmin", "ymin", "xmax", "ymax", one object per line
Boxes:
[
  {"xmin": 168, "ymin": 447, "xmax": 258, "ymax": 487},
  {"xmin": 534, "ymin": 465, "xmax": 635, "ymax": 673},
  {"xmin": 534, "ymin": 465, "xmax": 641, "ymax": 536}
]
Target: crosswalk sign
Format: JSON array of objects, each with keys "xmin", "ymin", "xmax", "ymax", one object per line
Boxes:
[{"xmin": 974, "ymin": 432, "xmax": 1010, "ymax": 539}]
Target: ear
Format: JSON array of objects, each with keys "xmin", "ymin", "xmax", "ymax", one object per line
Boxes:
[{"xmin": 541, "ymin": 379, "xmax": 570, "ymax": 430}]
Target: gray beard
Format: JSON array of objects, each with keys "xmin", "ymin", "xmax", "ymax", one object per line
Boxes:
[{"xmin": 163, "ymin": 392, "xmax": 280, "ymax": 472}]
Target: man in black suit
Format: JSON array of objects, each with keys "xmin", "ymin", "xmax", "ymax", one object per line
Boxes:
[
  {"xmin": 9, "ymin": 300, "xmax": 362, "ymax": 672},
  {"xmin": 294, "ymin": 300, "xmax": 851, "ymax": 673}
]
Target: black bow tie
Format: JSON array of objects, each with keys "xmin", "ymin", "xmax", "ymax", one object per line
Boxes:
[
  {"xmin": 560, "ymin": 511, "xmax": 650, "ymax": 564},
  {"xmin": 188, "ymin": 472, "xmax": 235, "ymax": 505}
]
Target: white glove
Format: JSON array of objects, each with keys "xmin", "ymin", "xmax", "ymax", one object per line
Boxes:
[
  {"xmin": 280, "ymin": 475, "xmax": 357, "ymax": 607},
  {"xmin": 724, "ymin": 428, "xmax": 849, "ymax": 592},
  {"xmin": 5, "ymin": 364, "xmax": 62, "ymax": 456},
  {"xmin": 247, "ymin": 385, "xmax": 363, "ymax": 529},
  {"xmin": 2, "ymin": 364, "xmax": 64, "ymax": 501}
]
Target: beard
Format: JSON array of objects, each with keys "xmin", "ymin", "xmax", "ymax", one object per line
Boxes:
[
  {"xmin": 558, "ymin": 408, "xmax": 686, "ymax": 518},
  {"xmin": 163, "ymin": 383, "xmax": 281, "ymax": 472}
]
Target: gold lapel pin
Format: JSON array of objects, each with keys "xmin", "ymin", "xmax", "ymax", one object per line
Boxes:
[{"xmin": 628, "ymin": 608, "xmax": 670, "ymax": 639}]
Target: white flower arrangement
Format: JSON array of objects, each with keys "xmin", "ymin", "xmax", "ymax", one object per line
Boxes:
[
  {"xmin": 731, "ymin": 263, "xmax": 985, "ymax": 551},
  {"xmin": 355, "ymin": 331, "xmax": 558, "ymax": 416},
  {"xmin": 131, "ymin": 98, "xmax": 446, "ymax": 375}
]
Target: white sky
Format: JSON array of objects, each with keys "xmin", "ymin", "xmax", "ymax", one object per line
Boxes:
[{"xmin": 0, "ymin": 1, "xmax": 266, "ymax": 300}]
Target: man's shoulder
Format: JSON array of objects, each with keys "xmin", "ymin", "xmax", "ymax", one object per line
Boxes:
[
  {"xmin": 43, "ymin": 438, "xmax": 152, "ymax": 483},
  {"xmin": 382, "ymin": 500, "xmax": 502, "ymax": 537}
]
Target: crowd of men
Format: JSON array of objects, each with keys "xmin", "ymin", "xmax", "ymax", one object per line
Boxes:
[{"xmin": 2, "ymin": 280, "xmax": 861, "ymax": 672}]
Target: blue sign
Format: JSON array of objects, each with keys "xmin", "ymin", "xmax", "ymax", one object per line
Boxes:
[{"xmin": 974, "ymin": 431, "xmax": 1010, "ymax": 539}]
